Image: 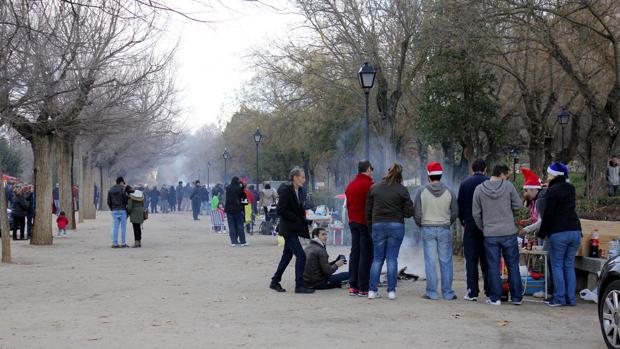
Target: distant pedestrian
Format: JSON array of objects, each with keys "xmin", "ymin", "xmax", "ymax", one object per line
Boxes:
[
  {"xmin": 11, "ymin": 186, "xmax": 30, "ymax": 240},
  {"xmin": 168, "ymin": 185, "xmax": 177, "ymax": 212},
  {"xmin": 260, "ymin": 183, "xmax": 278, "ymax": 222},
  {"xmin": 56, "ymin": 211, "xmax": 69, "ymax": 237},
  {"xmin": 608, "ymin": 156, "xmax": 620, "ymax": 196},
  {"xmin": 539, "ymin": 162, "xmax": 582, "ymax": 307},
  {"xmin": 149, "ymin": 186, "xmax": 160, "ymax": 213},
  {"xmin": 269, "ymin": 167, "xmax": 314, "ymax": 294},
  {"xmin": 107, "ymin": 177, "xmax": 129, "ymax": 248},
  {"xmin": 176, "ymin": 181, "xmax": 184, "ymax": 211},
  {"xmin": 457, "ymin": 159, "xmax": 490, "ymax": 302},
  {"xmin": 414, "ymin": 162, "xmax": 458, "ymax": 301},
  {"xmin": 472, "ymin": 164, "xmax": 523, "ymax": 306},
  {"xmin": 366, "ymin": 163, "xmax": 414, "ymax": 300},
  {"xmin": 224, "ymin": 177, "xmax": 248, "ymax": 245},
  {"xmin": 345, "ymin": 160, "xmax": 374, "ymax": 297},
  {"xmin": 183, "ymin": 183, "xmax": 192, "ymax": 211},
  {"xmin": 127, "ymin": 189, "xmax": 146, "ymax": 248},
  {"xmin": 190, "ymin": 180, "xmax": 203, "ymax": 221},
  {"xmin": 160, "ymin": 185, "xmax": 169, "ymax": 213},
  {"xmin": 53, "ymin": 183, "xmax": 60, "ymax": 215}
]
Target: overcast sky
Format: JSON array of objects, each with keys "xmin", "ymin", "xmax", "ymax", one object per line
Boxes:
[{"xmin": 163, "ymin": 0, "xmax": 301, "ymax": 132}]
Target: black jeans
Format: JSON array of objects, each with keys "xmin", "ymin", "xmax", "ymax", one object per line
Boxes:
[
  {"xmin": 12, "ymin": 215, "xmax": 26, "ymax": 240},
  {"xmin": 271, "ymin": 235, "xmax": 306, "ymax": 289},
  {"xmin": 463, "ymin": 222, "xmax": 489, "ymax": 297},
  {"xmin": 349, "ymin": 222, "xmax": 373, "ymax": 292},
  {"xmin": 132, "ymin": 223, "xmax": 142, "ymax": 241},
  {"xmin": 192, "ymin": 200, "xmax": 201, "ymax": 220}
]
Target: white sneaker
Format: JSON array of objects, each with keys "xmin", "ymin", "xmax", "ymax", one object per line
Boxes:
[
  {"xmin": 464, "ymin": 294, "xmax": 478, "ymax": 302},
  {"xmin": 486, "ymin": 299, "xmax": 501, "ymax": 306},
  {"xmin": 388, "ymin": 291, "xmax": 396, "ymax": 300},
  {"xmin": 230, "ymin": 243, "xmax": 238, "ymax": 247},
  {"xmin": 368, "ymin": 291, "xmax": 381, "ymax": 299}
]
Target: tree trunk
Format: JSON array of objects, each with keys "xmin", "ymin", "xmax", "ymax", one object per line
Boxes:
[
  {"xmin": 82, "ymin": 157, "xmax": 96, "ymax": 219},
  {"xmin": 585, "ymin": 122, "xmax": 611, "ymax": 200},
  {"xmin": 31, "ymin": 134, "xmax": 55, "ymax": 245},
  {"xmin": 1, "ymin": 182, "xmax": 11, "ymax": 263},
  {"xmin": 528, "ymin": 138, "xmax": 545, "ymax": 177},
  {"xmin": 75, "ymin": 149, "xmax": 85, "ymax": 224},
  {"xmin": 58, "ymin": 136, "xmax": 75, "ymax": 230},
  {"xmin": 100, "ymin": 165, "xmax": 112, "ymax": 211}
]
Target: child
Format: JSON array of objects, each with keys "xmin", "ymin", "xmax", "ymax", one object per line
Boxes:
[
  {"xmin": 211, "ymin": 203, "xmax": 226, "ymax": 233},
  {"xmin": 56, "ymin": 211, "xmax": 69, "ymax": 237}
]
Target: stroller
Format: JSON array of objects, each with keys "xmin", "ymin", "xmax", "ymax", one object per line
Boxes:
[
  {"xmin": 259, "ymin": 204, "xmax": 278, "ymax": 236},
  {"xmin": 210, "ymin": 208, "xmax": 227, "ymax": 233}
]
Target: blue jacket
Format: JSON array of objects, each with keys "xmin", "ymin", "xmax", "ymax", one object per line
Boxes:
[{"xmin": 457, "ymin": 173, "xmax": 488, "ymax": 226}]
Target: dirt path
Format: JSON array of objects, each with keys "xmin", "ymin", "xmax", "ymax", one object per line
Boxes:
[{"xmin": 0, "ymin": 212, "xmax": 604, "ymax": 349}]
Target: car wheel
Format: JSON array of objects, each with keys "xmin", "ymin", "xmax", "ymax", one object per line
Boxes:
[{"xmin": 601, "ymin": 280, "xmax": 620, "ymax": 348}]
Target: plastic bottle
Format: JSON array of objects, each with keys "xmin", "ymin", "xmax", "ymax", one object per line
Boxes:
[{"xmin": 590, "ymin": 230, "xmax": 600, "ymax": 258}]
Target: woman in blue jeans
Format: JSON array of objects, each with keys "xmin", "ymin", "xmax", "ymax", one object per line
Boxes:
[
  {"xmin": 365, "ymin": 163, "xmax": 415, "ymax": 300},
  {"xmin": 538, "ymin": 163, "xmax": 582, "ymax": 307}
]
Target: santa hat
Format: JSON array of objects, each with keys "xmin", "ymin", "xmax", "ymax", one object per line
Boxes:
[
  {"xmin": 427, "ymin": 162, "xmax": 443, "ymax": 176},
  {"xmin": 547, "ymin": 162, "xmax": 569, "ymax": 178},
  {"xmin": 521, "ymin": 168, "xmax": 542, "ymax": 189}
]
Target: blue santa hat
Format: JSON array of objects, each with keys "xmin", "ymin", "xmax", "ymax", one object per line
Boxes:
[{"xmin": 547, "ymin": 162, "xmax": 569, "ymax": 178}]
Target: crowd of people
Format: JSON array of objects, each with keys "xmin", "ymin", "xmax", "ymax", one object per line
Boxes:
[{"xmin": 268, "ymin": 160, "xmax": 582, "ymax": 308}]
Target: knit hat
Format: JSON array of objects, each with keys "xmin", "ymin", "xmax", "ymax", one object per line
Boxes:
[
  {"xmin": 427, "ymin": 162, "xmax": 443, "ymax": 176},
  {"xmin": 547, "ymin": 162, "xmax": 569, "ymax": 178},
  {"xmin": 521, "ymin": 168, "xmax": 542, "ymax": 189},
  {"xmin": 130, "ymin": 190, "xmax": 144, "ymax": 199}
]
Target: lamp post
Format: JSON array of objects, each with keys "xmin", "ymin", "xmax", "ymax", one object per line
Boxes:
[
  {"xmin": 222, "ymin": 148, "xmax": 230, "ymax": 184},
  {"xmin": 206, "ymin": 161, "xmax": 212, "ymax": 188},
  {"xmin": 358, "ymin": 62, "xmax": 376, "ymax": 161},
  {"xmin": 254, "ymin": 128, "xmax": 262, "ymax": 191},
  {"xmin": 558, "ymin": 107, "xmax": 570, "ymax": 161},
  {"xmin": 510, "ymin": 148, "xmax": 519, "ymax": 182}
]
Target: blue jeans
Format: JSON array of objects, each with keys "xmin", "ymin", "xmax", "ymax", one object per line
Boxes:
[
  {"xmin": 111, "ymin": 210, "xmax": 127, "ymax": 245},
  {"xmin": 549, "ymin": 231, "xmax": 581, "ymax": 305},
  {"xmin": 485, "ymin": 234, "xmax": 522, "ymax": 303},
  {"xmin": 227, "ymin": 213, "xmax": 246, "ymax": 244},
  {"xmin": 369, "ymin": 222, "xmax": 405, "ymax": 292},
  {"xmin": 272, "ymin": 236, "xmax": 306, "ymax": 289},
  {"xmin": 422, "ymin": 226, "xmax": 455, "ymax": 299},
  {"xmin": 314, "ymin": 272, "xmax": 350, "ymax": 290}
]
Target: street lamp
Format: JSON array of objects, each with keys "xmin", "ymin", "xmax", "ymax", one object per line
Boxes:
[
  {"xmin": 358, "ymin": 62, "xmax": 376, "ymax": 161},
  {"xmin": 558, "ymin": 107, "xmax": 570, "ymax": 161},
  {"xmin": 510, "ymin": 148, "xmax": 519, "ymax": 182},
  {"xmin": 254, "ymin": 128, "xmax": 262, "ymax": 190},
  {"xmin": 222, "ymin": 148, "xmax": 230, "ymax": 184},
  {"xmin": 206, "ymin": 161, "xmax": 212, "ymax": 188}
]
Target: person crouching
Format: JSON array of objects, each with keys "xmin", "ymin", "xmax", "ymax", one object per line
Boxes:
[{"xmin": 303, "ymin": 228, "xmax": 349, "ymax": 290}]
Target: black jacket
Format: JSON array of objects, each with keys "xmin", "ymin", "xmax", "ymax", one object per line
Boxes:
[
  {"xmin": 277, "ymin": 183, "xmax": 311, "ymax": 238},
  {"xmin": 107, "ymin": 184, "xmax": 128, "ymax": 211},
  {"xmin": 11, "ymin": 195, "xmax": 30, "ymax": 217},
  {"xmin": 538, "ymin": 176, "xmax": 581, "ymax": 238},
  {"xmin": 190, "ymin": 186, "xmax": 203, "ymax": 204},
  {"xmin": 224, "ymin": 183, "xmax": 246, "ymax": 214},
  {"xmin": 457, "ymin": 173, "xmax": 489, "ymax": 226},
  {"xmin": 303, "ymin": 239, "xmax": 337, "ymax": 288},
  {"xmin": 365, "ymin": 181, "xmax": 414, "ymax": 226}
]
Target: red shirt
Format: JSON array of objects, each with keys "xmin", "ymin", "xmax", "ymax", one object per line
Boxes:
[
  {"xmin": 345, "ymin": 174, "xmax": 373, "ymax": 225},
  {"xmin": 57, "ymin": 215, "xmax": 69, "ymax": 229}
]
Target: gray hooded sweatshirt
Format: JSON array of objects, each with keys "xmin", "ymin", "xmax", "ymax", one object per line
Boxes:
[
  {"xmin": 472, "ymin": 179, "xmax": 521, "ymax": 237},
  {"xmin": 414, "ymin": 182, "xmax": 458, "ymax": 228}
]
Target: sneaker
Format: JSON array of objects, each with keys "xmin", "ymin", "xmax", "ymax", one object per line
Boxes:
[
  {"xmin": 388, "ymin": 291, "xmax": 396, "ymax": 300},
  {"xmin": 368, "ymin": 291, "xmax": 381, "ymax": 299},
  {"xmin": 446, "ymin": 295, "xmax": 458, "ymax": 301},
  {"xmin": 230, "ymin": 243, "xmax": 238, "ymax": 247},
  {"xmin": 240, "ymin": 243, "xmax": 249, "ymax": 246},
  {"xmin": 464, "ymin": 294, "xmax": 478, "ymax": 302},
  {"xmin": 269, "ymin": 282, "xmax": 286, "ymax": 293},
  {"xmin": 348, "ymin": 288, "xmax": 359, "ymax": 296},
  {"xmin": 512, "ymin": 300, "xmax": 523, "ymax": 305},
  {"xmin": 295, "ymin": 287, "xmax": 315, "ymax": 294},
  {"xmin": 486, "ymin": 299, "xmax": 501, "ymax": 306},
  {"xmin": 544, "ymin": 301, "xmax": 562, "ymax": 307},
  {"xmin": 357, "ymin": 291, "xmax": 368, "ymax": 297},
  {"xmin": 422, "ymin": 294, "xmax": 437, "ymax": 300},
  {"xmin": 111, "ymin": 244, "xmax": 120, "ymax": 248}
]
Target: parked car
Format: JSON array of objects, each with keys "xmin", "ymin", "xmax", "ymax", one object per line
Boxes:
[{"xmin": 598, "ymin": 255, "xmax": 620, "ymax": 348}]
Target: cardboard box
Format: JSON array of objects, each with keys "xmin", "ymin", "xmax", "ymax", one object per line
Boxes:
[{"xmin": 577, "ymin": 219, "xmax": 620, "ymax": 257}]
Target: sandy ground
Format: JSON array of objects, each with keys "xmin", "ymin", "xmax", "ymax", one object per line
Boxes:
[{"xmin": 0, "ymin": 211, "xmax": 604, "ymax": 349}]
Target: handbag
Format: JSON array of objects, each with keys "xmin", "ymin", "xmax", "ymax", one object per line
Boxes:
[{"xmin": 143, "ymin": 210, "xmax": 149, "ymax": 220}]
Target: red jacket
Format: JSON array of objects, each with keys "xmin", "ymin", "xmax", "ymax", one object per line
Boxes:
[
  {"xmin": 345, "ymin": 174, "xmax": 373, "ymax": 225},
  {"xmin": 57, "ymin": 215, "xmax": 69, "ymax": 229}
]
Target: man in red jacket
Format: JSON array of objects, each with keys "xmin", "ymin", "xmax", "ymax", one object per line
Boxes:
[{"xmin": 345, "ymin": 160, "xmax": 374, "ymax": 296}]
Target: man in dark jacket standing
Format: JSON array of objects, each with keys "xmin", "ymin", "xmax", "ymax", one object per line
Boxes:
[
  {"xmin": 345, "ymin": 160, "xmax": 374, "ymax": 297},
  {"xmin": 457, "ymin": 159, "xmax": 490, "ymax": 301},
  {"xmin": 176, "ymin": 181, "xmax": 184, "ymax": 211},
  {"xmin": 224, "ymin": 177, "xmax": 247, "ymax": 245},
  {"xmin": 107, "ymin": 176, "xmax": 128, "ymax": 248},
  {"xmin": 190, "ymin": 181, "xmax": 203, "ymax": 221},
  {"xmin": 304, "ymin": 228, "xmax": 348, "ymax": 289},
  {"xmin": 270, "ymin": 167, "xmax": 314, "ymax": 294}
]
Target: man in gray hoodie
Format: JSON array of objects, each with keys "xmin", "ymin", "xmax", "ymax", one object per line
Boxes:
[
  {"xmin": 472, "ymin": 164, "xmax": 523, "ymax": 305},
  {"xmin": 414, "ymin": 162, "xmax": 459, "ymax": 300}
]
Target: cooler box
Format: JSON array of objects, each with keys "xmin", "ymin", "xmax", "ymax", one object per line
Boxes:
[{"xmin": 521, "ymin": 276, "xmax": 545, "ymax": 295}]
